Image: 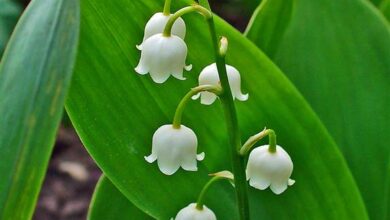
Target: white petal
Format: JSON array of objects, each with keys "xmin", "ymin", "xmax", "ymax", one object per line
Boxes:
[
  {"xmin": 288, "ymin": 179, "xmax": 295, "ymax": 186},
  {"xmin": 181, "ymin": 157, "xmax": 198, "ymax": 172},
  {"xmin": 171, "ymin": 16, "xmax": 186, "ymax": 39},
  {"xmin": 235, "ymin": 92, "xmax": 249, "ymax": 101},
  {"xmin": 144, "ymin": 154, "xmax": 157, "ymax": 163},
  {"xmin": 226, "ymin": 65, "xmax": 248, "ymax": 101},
  {"xmin": 136, "ymin": 43, "xmax": 143, "ymax": 50},
  {"xmin": 246, "ymin": 145, "xmax": 294, "ymax": 193},
  {"xmin": 192, "ymin": 93, "xmax": 201, "ymax": 100},
  {"xmin": 200, "ymin": 92, "xmax": 218, "ymax": 105},
  {"xmin": 134, "ymin": 58, "xmax": 149, "ymax": 75},
  {"xmin": 157, "ymin": 156, "xmax": 181, "ymax": 175},
  {"xmin": 196, "ymin": 152, "xmax": 205, "ymax": 161},
  {"xmin": 172, "ymin": 70, "xmax": 186, "ymax": 80},
  {"xmin": 149, "ymin": 69, "xmax": 171, "ymax": 83},
  {"xmin": 184, "ymin": 64, "xmax": 193, "ymax": 71},
  {"xmin": 141, "ymin": 13, "xmax": 186, "ymax": 43},
  {"xmin": 151, "ymin": 124, "xmax": 199, "ymax": 175},
  {"xmin": 175, "ymin": 203, "xmax": 216, "ymax": 220},
  {"xmin": 198, "ymin": 64, "xmax": 219, "ymax": 86},
  {"xmin": 270, "ymin": 183, "xmax": 288, "ymax": 195},
  {"xmin": 140, "ymin": 34, "xmax": 189, "ymax": 83},
  {"xmin": 196, "ymin": 63, "xmax": 248, "ymax": 104},
  {"xmin": 249, "ymin": 176, "xmax": 270, "ymax": 190}
]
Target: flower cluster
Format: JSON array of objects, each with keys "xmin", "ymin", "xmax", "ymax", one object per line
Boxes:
[{"xmin": 135, "ymin": 2, "xmax": 295, "ymax": 219}]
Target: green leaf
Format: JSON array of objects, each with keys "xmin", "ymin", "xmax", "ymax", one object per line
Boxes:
[
  {"xmin": 0, "ymin": 0, "xmax": 79, "ymax": 219},
  {"xmin": 380, "ymin": 0, "xmax": 390, "ymax": 20},
  {"xmin": 88, "ymin": 175, "xmax": 153, "ymax": 220},
  {"xmin": 245, "ymin": 0, "xmax": 390, "ymax": 219},
  {"xmin": 371, "ymin": 0, "xmax": 383, "ymax": 6},
  {"xmin": 244, "ymin": 0, "xmax": 293, "ymax": 58},
  {"xmin": 66, "ymin": 0, "xmax": 367, "ymax": 219},
  {"xmin": 0, "ymin": 0, "xmax": 22, "ymax": 56}
]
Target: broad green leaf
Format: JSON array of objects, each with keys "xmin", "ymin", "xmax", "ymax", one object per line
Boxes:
[
  {"xmin": 0, "ymin": 0, "xmax": 79, "ymax": 219},
  {"xmin": 88, "ymin": 175, "xmax": 153, "ymax": 220},
  {"xmin": 66, "ymin": 0, "xmax": 367, "ymax": 219},
  {"xmin": 371, "ymin": 0, "xmax": 383, "ymax": 6},
  {"xmin": 244, "ymin": 0, "xmax": 293, "ymax": 58},
  {"xmin": 0, "ymin": 0, "xmax": 22, "ymax": 56},
  {"xmin": 245, "ymin": 0, "xmax": 390, "ymax": 219},
  {"xmin": 380, "ymin": 0, "xmax": 390, "ymax": 20}
]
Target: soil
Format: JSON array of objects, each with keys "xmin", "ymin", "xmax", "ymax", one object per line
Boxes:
[{"xmin": 32, "ymin": 127, "xmax": 101, "ymax": 220}]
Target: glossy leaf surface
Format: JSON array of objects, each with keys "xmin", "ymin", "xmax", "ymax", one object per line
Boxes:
[
  {"xmin": 0, "ymin": 0, "xmax": 22, "ymax": 56},
  {"xmin": 245, "ymin": 0, "xmax": 390, "ymax": 219},
  {"xmin": 88, "ymin": 176, "xmax": 153, "ymax": 220},
  {"xmin": 0, "ymin": 0, "xmax": 79, "ymax": 219},
  {"xmin": 66, "ymin": 0, "xmax": 367, "ymax": 219}
]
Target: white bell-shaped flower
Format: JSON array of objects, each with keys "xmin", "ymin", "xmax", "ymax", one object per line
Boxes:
[
  {"xmin": 246, "ymin": 145, "xmax": 295, "ymax": 195},
  {"xmin": 145, "ymin": 124, "xmax": 204, "ymax": 175},
  {"xmin": 192, "ymin": 63, "xmax": 248, "ymax": 105},
  {"xmin": 174, "ymin": 203, "xmax": 216, "ymax": 220},
  {"xmin": 135, "ymin": 33, "xmax": 192, "ymax": 83},
  {"xmin": 137, "ymin": 12, "xmax": 186, "ymax": 50}
]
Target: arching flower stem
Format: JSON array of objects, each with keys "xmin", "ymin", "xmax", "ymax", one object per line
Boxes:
[
  {"xmin": 172, "ymin": 85, "xmax": 222, "ymax": 129},
  {"xmin": 196, "ymin": 171, "xmax": 234, "ymax": 210},
  {"xmin": 163, "ymin": 4, "xmax": 212, "ymax": 37},
  {"xmin": 240, "ymin": 129, "xmax": 277, "ymax": 156},
  {"xmin": 163, "ymin": 0, "xmax": 172, "ymax": 15}
]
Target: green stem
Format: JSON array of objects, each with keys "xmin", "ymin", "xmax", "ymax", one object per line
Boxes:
[
  {"xmin": 240, "ymin": 129, "xmax": 277, "ymax": 155},
  {"xmin": 204, "ymin": 9, "xmax": 250, "ymax": 220},
  {"xmin": 163, "ymin": 5, "xmax": 212, "ymax": 37},
  {"xmin": 196, "ymin": 176, "xmax": 225, "ymax": 210},
  {"xmin": 172, "ymin": 85, "xmax": 222, "ymax": 129},
  {"xmin": 163, "ymin": 0, "xmax": 172, "ymax": 15},
  {"xmin": 268, "ymin": 129, "xmax": 277, "ymax": 153}
]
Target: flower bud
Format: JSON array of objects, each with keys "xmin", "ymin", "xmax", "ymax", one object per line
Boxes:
[
  {"xmin": 174, "ymin": 203, "xmax": 216, "ymax": 220},
  {"xmin": 135, "ymin": 34, "xmax": 192, "ymax": 83},
  {"xmin": 192, "ymin": 63, "xmax": 248, "ymax": 105},
  {"xmin": 145, "ymin": 124, "xmax": 204, "ymax": 175},
  {"xmin": 246, "ymin": 145, "xmax": 295, "ymax": 194},
  {"xmin": 137, "ymin": 12, "xmax": 186, "ymax": 50}
]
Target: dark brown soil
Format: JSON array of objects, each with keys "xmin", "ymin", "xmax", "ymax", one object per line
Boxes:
[{"xmin": 32, "ymin": 127, "xmax": 101, "ymax": 220}]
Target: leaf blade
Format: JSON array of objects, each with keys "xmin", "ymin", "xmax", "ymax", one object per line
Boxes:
[
  {"xmin": 88, "ymin": 175, "xmax": 154, "ymax": 220},
  {"xmin": 0, "ymin": 0, "xmax": 79, "ymax": 219},
  {"xmin": 245, "ymin": 0, "xmax": 390, "ymax": 219},
  {"xmin": 66, "ymin": 0, "xmax": 367, "ymax": 219}
]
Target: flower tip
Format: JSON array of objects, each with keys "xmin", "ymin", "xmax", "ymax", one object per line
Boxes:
[
  {"xmin": 159, "ymin": 165, "xmax": 179, "ymax": 176},
  {"xmin": 288, "ymin": 179, "xmax": 295, "ymax": 186},
  {"xmin": 191, "ymin": 93, "xmax": 200, "ymax": 100},
  {"xmin": 185, "ymin": 64, "xmax": 193, "ymax": 71},
  {"xmin": 172, "ymin": 72, "xmax": 186, "ymax": 81},
  {"xmin": 237, "ymin": 93, "xmax": 249, "ymax": 101},
  {"xmin": 270, "ymin": 184, "xmax": 288, "ymax": 195},
  {"xmin": 136, "ymin": 43, "xmax": 143, "ymax": 50},
  {"xmin": 134, "ymin": 65, "xmax": 148, "ymax": 75},
  {"xmin": 144, "ymin": 154, "xmax": 157, "ymax": 163},
  {"xmin": 150, "ymin": 75, "xmax": 169, "ymax": 84},
  {"xmin": 196, "ymin": 152, "xmax": 205, "ymax": 161}
]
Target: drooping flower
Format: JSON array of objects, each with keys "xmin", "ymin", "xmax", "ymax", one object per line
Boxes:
[
  {"xmin": 173, "ymin": 203, "xmax": 216, "ymax": 220},
  {"xmin": 192, "ymin": 63, "xmax": 248, "ymax": 105},
  {"xmin": 145, "ymin": 124, "xmax": 204, "ymax": 175},
  {"xmin": 135, "ymin": 33, "xmax": 192, "ymax": 83},
  {"xmin": 246, "ymin": 145, "xmax": 295, "ymax": 194},
  {"xmin": 137, "ymin": 12, "xmax": 186, "ymax": 50}
]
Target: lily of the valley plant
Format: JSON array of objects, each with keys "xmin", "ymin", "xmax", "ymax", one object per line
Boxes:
[{"xmin": 136, "ymin": 0, "xmax": 295, "ymax": 219}]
